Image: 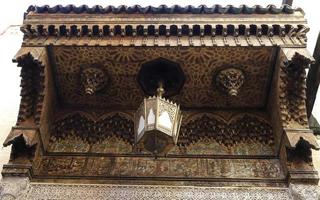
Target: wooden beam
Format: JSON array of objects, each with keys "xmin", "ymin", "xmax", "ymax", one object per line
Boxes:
[
  {"xmin": 282, "ymin": 0, "xmax": 293, "ymax": 6},
  {"xmin": 307, "ymin": 32, "xmax": 320, "ymax": 117}
]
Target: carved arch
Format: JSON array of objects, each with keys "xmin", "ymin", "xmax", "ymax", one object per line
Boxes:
[
  {"xmin": 179, "ymin": 113, "xmax": 274, "ymax": 147},
  {"xmin": 50, "ymin": 111, "xmax": 134, "ymax": 145}
]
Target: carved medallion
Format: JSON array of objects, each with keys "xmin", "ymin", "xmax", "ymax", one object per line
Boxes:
[
  {"xmin": 215, "ymin": 68, "xmax": 245, "ymax": 96},
  {"xmin": 80, "ymin": 67, "xmax": 108, "ymax": 95}
]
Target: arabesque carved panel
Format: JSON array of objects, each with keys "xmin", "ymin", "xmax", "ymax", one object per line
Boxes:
[{"xmin": 52, "ymin": 46, "xmax": 274, "ymax": 109}]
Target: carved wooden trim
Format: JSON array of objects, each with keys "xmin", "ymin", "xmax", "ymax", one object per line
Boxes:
[
  {"xmin": 21, "ymin": 24, "xmax": 309, "ymax": 47},
  {"xmin": 277, "ymin": 48, "xmax": 319, "ymax": 184},
  {"xmin": 23, "ymin": 34, "xmax": 307, "ymax": 47}
]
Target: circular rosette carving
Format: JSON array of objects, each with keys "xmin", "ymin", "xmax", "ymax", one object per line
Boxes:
[
  {"xmin": 215, "ymin": 68, "xmax": 245, "ymax": 96},
  {"xmin": 81, "ymin": 67, "xmax": 108, "ymax": 95}
]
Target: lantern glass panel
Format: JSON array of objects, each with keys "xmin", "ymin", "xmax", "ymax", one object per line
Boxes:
[
  {"xmin": 137, "ymin": 116, "xmax": 145, "ymax": 136},
  {"xmin": 159, "ymin": 111, "xmax": 172, "ymax": 131},
  {"xmin": 146, "ymin": 98, "xmax": 157, "ymax": 131},
  {"xmin": 147, "ymin": 108, "xmax": 155, "ymax": 125}
]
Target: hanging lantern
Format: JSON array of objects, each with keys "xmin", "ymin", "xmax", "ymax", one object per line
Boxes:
[{"xmin": 135, "ymin": 82, "xmax": 182, "ymax": 154}]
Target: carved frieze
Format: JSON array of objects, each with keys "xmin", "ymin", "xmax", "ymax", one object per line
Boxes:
[{"xmin": 34, "ymin": 156, "xmax": 283, "ymax": 180}]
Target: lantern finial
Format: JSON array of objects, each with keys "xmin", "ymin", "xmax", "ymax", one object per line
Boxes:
[{"xmin": 156, "ymin": 81, "xmax": 165, "ymax": 98}]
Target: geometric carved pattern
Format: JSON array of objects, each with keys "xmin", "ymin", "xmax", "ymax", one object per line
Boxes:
[
  {"xmin": 19, "ymin": 182, "xmax": 294, "ymax": 200},
  {"xmin": 179, "ymin": 114, "xmax": 274, "ymax": 147},
  {"xmin": 52, "ymin": 46, "xmax": 273, "ymax": 109},
  {"xmin": 279, "ymin": 52, "xmax": 310, "ymax": 128},
  {"xmin": 50, "ymin": 112, "xmax": 134, "ymax": 145}
]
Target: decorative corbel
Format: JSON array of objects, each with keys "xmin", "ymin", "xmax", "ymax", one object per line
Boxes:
[
  {"xmin": 279, "ymin": 48, "xmax": 315, "ymax": 129},
  {"xmin": 284, "ymin": 129, "xmax": 319, "ymax": 150},
  {"xmin": 284, "ymin": 129, "xmax": 319, "ymax": 167},
  {"xmin": 1, "ymin": 47, "xmax": 49, "ymax": 177},
  {"xmin": 278, "ymin": 48, "xmax": 319, "ymax": 184},
  {"xmin": 2, "ymin": 127, "xmax": 38, "ymax": 177},
  {"xmin": 3, "ymin": 127, "xmax": 38, "ymax": 148}
]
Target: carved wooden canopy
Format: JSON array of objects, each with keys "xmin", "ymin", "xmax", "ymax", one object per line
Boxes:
[{"xmin": 2, "ymin": 4, "xmax": 319, "ymax": 186}]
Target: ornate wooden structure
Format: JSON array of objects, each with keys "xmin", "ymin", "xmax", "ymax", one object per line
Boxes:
[{"xmin": 1, "ymin": 4, "xmax": 320, "ymax": 199}]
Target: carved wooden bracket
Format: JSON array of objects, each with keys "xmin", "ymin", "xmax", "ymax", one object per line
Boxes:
[
  {"xmin": 3, "ymin": 127, "xmax": 38, "ymax": 148},
  {"xmin": 3, "ymin": 127, "xmax": 38, "ymax": 163},
  {"xmin": 284, "ymin": 129, "xmax": 319, "ymax": 150}
]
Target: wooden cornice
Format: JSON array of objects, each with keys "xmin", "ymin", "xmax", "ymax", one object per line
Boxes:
[{"xmin": 20, "ymin": 4, "xmax": 308, "ymax": 47}]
